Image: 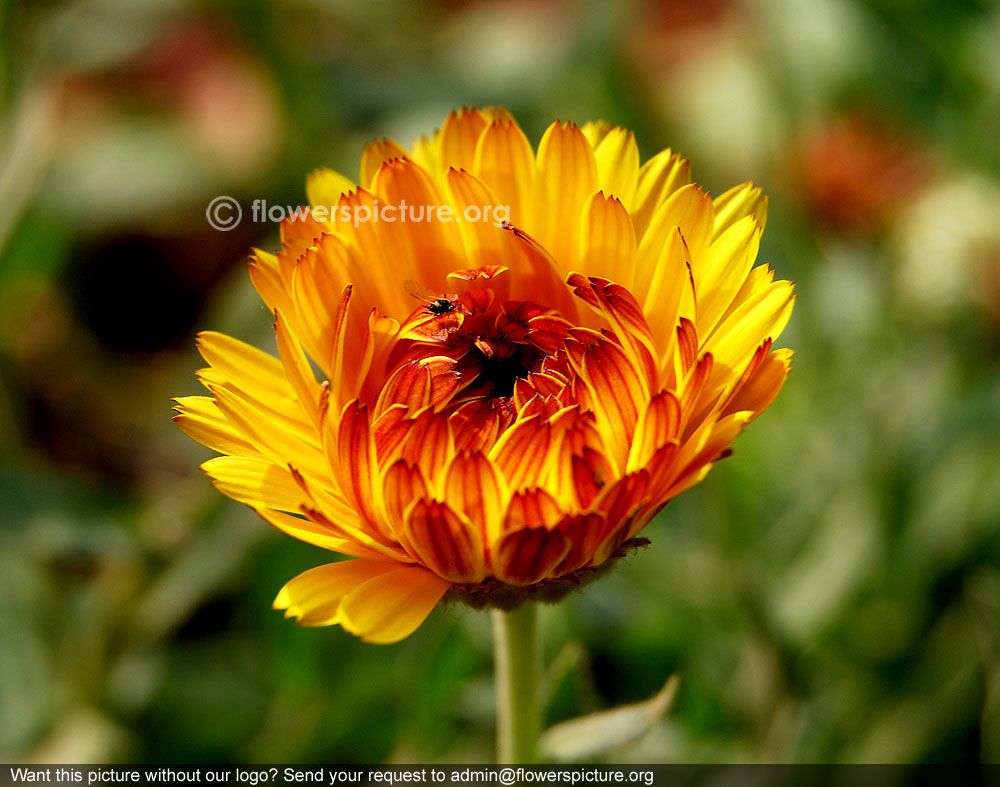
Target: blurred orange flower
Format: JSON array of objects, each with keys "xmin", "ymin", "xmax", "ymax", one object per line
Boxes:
[
  {"xmin": 174, "ymin": 108, "xmax": 795, "ymax": 643},
  {"xmin": 791, "ymin": 114, "xmax": 928, "ymax": 235}
]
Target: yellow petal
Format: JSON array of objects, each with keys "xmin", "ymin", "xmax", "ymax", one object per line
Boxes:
[
  {"xmin": 632, "ymin": 149, "xmax": 691, "ymax": 239},
  {"xmin": 338, "ymin": 564, "xmax": 451, "ymax": 643},
  {"xmin": 172, "ymin": 396, "xmax": 264, "ymax": 458},
  {"xmin": 274, "ymin": 309, "xmax": 323, "ymax": 428},
  {"xmin": 576, "ymin": 192, "xmax": 638, "ymax": 286},
  {"xmin": 252, "ymin": 506, "xmax": 386, "ymax": 560},
  {"xmin": 580, "ymin": 120, "xmax": 613, "ymax": 147},
  {"xmin": 713, "ymin": 181, "xmax": 768, "ymax": 236},
  {"xmin": 534, "ymin": 121, "xmax": 598, "ymax": 268},
  {"xmin": 305, "ymin": 168, "xmax": 356, "ymax": 210},
  {"xmin": 196, "ymin": 331, "xmax": 296, "ymax": 406},
  {"xmin": 370, "ymin": 158, "xmax": 466, "ymax": 287},
  {"xmin": 202, "ymin": 456, "xmax": 305, "ymax": 512},
  {"xmin": 209, "ymin": 382, "xmax": 326, "ymax": 477},
  {"xmin": 474, "ymin": 117, "xmax": 536, "ymax": 222},
  {"xmin": 704, "ymin": 281, "xmax": 796, "ymax": 376},
  {"xmin": 593, "ymin": 127, "xmax": 639, "ymax": 210},
  {"xmin": 640, "ymin": 228, "xmax": 696, "ymax": 384},
  {"xmin": 694, "ymin": 216, "xmax": 761, "ymax": 339},
  {"xmin": 274, "ymin": 559, "xmax": 401, "ymax": 627},
  {"xmin": 444, "ymin": 168, "xmax": 511, "ymax": 276},
  {"xmin": 637, "ymin": 184, "xmax": 714, "ymax": 280}
]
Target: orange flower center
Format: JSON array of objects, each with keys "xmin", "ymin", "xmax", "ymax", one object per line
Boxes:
[{"xmin": 385, "ymin": 284, "xmax": 574, "ymax": 421}]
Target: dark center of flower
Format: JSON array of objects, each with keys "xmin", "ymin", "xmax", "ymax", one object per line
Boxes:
[{"xmin": 468, "ymin": 338, "xmax": 544, "ymax": 400}]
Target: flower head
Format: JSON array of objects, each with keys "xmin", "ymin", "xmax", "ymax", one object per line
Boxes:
[{"xmin": 175, "ymin": 108, "xmax": 795, "ymax": 643}]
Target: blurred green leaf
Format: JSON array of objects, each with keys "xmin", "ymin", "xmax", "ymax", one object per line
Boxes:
[{"xmin": 539, "ymin": 675, "xmax": 679, "ymax": 763}]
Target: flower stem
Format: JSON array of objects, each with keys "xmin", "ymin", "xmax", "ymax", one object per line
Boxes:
[{"xmin": 492, "ymin": 604, "xmax": 539, "ymax": 764}]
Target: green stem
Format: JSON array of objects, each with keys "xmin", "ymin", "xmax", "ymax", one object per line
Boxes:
[{"xmin": 492, "ymin": 604, "xmax": 540, "ymax": 764}]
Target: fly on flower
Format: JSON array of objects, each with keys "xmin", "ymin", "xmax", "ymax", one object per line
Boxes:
[
  {"xmin": 404, "ymin": 280, "xmax": 460, "ymax": 316},
  {"xmin": 174, "ymin": 107, "xmax": 795, "ymax": 644}
]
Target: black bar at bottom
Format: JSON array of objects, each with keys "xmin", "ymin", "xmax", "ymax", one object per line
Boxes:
[{"xmin": 2, "ymin": 765, "xmax": 998, "ymax": 787}]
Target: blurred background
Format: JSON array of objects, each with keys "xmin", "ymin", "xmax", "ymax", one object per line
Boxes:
[{"xmin": 1, "ymin": 0, "xmax": 999, "ymax": 765}]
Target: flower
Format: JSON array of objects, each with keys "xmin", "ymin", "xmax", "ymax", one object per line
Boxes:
[
  {"xmin": 790, "ymin": 114, "xmax": 928, "ymax": 236},
  {"xmin": 174, "ymin": 107, "xmax": 795, "ymax": 643}
]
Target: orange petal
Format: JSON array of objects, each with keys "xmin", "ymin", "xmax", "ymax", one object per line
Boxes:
[
  {"xmin": 493, "ymin": 527, "xmax": 570, "ymax": 585},
  {"xmin": 444, "ymin": 168, "xmax": 512, "ymax": 279},
  {"xmin": 723, "ymin": 347, "xmax": 793, "ymax": 420},
  {"xmin": 450, "ymin": 399, "xmax": 505, "ymax": 454},
  {"xmin": 474, "ymin": 117, "xmax": 536, "ymax": 222},
  {"xmin": 403, "ymin": 499, "xmax": 486, "ymax": 583},
  {"xmin": 372, "ymin": 403, "xmax": 410, "ymax": 466},
  {"xmin": 534, "ymin": 121, "xmax": 598, "ymax": 268},
  {"xmin": 490, "ymin": 413, "xmax": 552, "ymax": 491},
  {"xmin": 502, "ymin": 487, "xmax": 563, "ymax": 531},
  {"xmin": 667, "ymin": 411, "xmax": 751, "ymax": 499},
  {"xmin": 331, "ymin": 401, "xmax": 389, "ymax": 538},
  {"xmin": 568, "ymin": 274, "xmax": 657, "ymax": 388},
  {"xmin": 570, "ymin": 446, "xmax": 614, "ymax": 509},
  {"xmin": 439, "ymin": 107, "xmax": 490, "ymax": 174},
  {"xmin": 444, "ymin": 452, "xmax": 508, "ymax": 546},
  {"xmin": 370, "ymin": 158, "xmax": 466, "ymax": 286},
  {"xmin": 579, "ymin": 338, "xmax": 645, "ymax": 466},
  {"xmin": 360, "ymin": 138, "xmax": 409, "ymax": 189},
  {"xmin": 398, "ymin": 409, "xmax": 454, "ymax": 486},
  {"xmin": 501, "ymin": 224, "xmax": 580, "ymax": 323},
  {"xmin": 627, "ymin": 389, "xmax": 682, "ymax": 472},
  {"xmin": 381, "ymin": 459, "xmax": 430, "ymax": 526},
  {"xmin": 553, "ymin": 512, "xmax": 608, "ymax": 575},
  {"xmin": 592, "ymin": 472, "xmax": 650, "ymax": 563}
]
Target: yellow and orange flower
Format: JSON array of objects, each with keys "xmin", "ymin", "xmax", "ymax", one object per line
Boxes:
[{"xmin": 174, "ymin": 107, "xmax": 795, "ymax": 643}]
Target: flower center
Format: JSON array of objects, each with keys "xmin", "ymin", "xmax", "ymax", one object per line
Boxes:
[
  {"xmin": 471, "ymin": 341, "xmax": 541, "ymax": 400},
  {"xmin": 386, "ymin": 288, "xmax": 573, "ymax": 415}
]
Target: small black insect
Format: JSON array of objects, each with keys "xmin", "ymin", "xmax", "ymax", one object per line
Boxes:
[
  {"xmin": 405, "ymin": 280, "xmax": 458, "ymax": 316},
  {"xmin": 424, "ymin": 297, "xmax": 458, "ymax": 316}
]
